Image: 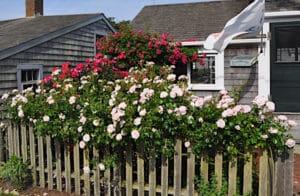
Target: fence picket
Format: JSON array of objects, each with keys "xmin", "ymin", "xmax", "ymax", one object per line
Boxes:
[
  {"xmin": 83, "ymin": 148, "xmax": 91, "ymax": 196},
  {"xmin": 243, "ymin": 152, "xmax": 253, "ymax": 195},
  {"xmin": 113, "ymin": 161, "xmax": 121, "ymax": 195},
  {"xmin": 214, "ymin": 153, "xmax": 223, "ymax": 189},
  {"xmin": 7, "ymin": 123, "xmax": 13, "ymax": 157},
  {"xmin": 104, "ymin": 163, "xmax": 111, "ymax": 196},
  {"xmin": 149, "ymin": 150, "xmax": 156, "ymax": 196},
  {"xmin": 187, "ymin": 148, "xmax": 195, "ymax": 195},
  {"xmin": 55, "ymin": 140, "xmax": 62, "ymax": 191},
  {"xmin": 174, "ymin": 139, "xmax": 182, "ymax": 196},
  {"xmin": 21, "ymin": 123, "xmax": 27, "ymax": 162},
  {"xmin": 259, "ymin": 150, "xmax": 268, "ymax": 196},
  {"xmin": 38, "ymin": 136, "xmax": 45, "ymax": 188},
  {"xmin": 93, "ymin": 147, "xmax": 100, "ymax": 196},
  {"xmin": 137, "ymin": 144, "xmax": 145, "ymax": 196},
  {"xmin": 14, "ymin": 123, "xmax": 20, "ymax": 156},
  {"xmin": 284, "ymin": 149, "xmax": 294, "ymax": 196},
  {"xmin": 201, "ymin": 155, "xmax": 209, "ymax": 182},
  {"xmin": 64, "ymin": 144, "xmax": 71, "ymax": 193},
  {"xmin": 126, "ymin": 146, "xmax": 133, "ymax": 196},
  {"xmin": 29, "ymin": 125, "xmax": 37, "ymax": 186},
  {"xmin": 73, "ymin": 143, "xmax": 81, "ymax": 195},
  {"xmin": 161, "ymin": 155, "xmax": 168, "ymax": 196},
  {"xmin": 46, "ymin": 136, "xmax": 53, "ymax": 190},
  {"xmin": 228, "ymin": 158, "xmax": 237, "ymax": 196}
]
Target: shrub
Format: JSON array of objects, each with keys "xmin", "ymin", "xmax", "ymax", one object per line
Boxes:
[{"xmin": 0, "ymin": 155, "xmax": 31, "ymax": 190}]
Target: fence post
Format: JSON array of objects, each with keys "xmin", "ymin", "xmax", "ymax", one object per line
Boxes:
[{"xmin": 174, "ymin": 139, "xmax": 182, "ymax": 196}]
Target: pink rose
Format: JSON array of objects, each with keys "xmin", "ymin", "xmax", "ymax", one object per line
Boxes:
[
  {"xmin": 278, "ymin": 115, "xmax": 287, "ymax": 121},
  {"xmin": 268, "ymin": 128, "xmax": 278, "ymax": 134},
  {"xmin": 261, "ymin": 134, "xmax": 268, "ymax": 139},
  {"xmin": 107, "ymin": 124, "xmax": 115, "ymax": 133},
  {"xmin": 98, "ymin": 163, "xmax": 105, "ymax": 171},
  {"xmin": 160, "ymin": 91, "xmax": 168, "ymax": 98},
  {"xmin": 288, "ymin": 120, "xmax": 297, "ymax": 127},
  {"xmin": 131, "ymin": 129, "xmax": 140, "ymax": 140},
  {"xmin": 184, "ymin": 141, "xmax": 191, "ymax": 148},
  {"xmin": 116, "ymin": 133, "xmax": 122, "ymax": 141},
  {"xmin": 285, "ymin": 139, "xmax": 295, "ymax": 148},
  {"xmin": 234, "ymin": 125, "xmax": 240, "ymax": 130},
  {"xmin": 83, "ymin": 134, "xmax": 90, "ymax": 142},
  {"xmin": 266, "ymin": 101, "xmax": 275, "ymax": 112},
  {"xmin": 134, "ymin": 117, "xmax": 142, "ymax": 126},
  {"xmin": 79, "ymin": 141, "xmax": 85, "ymax": 149},
  {"xmin": 216, "ymin": 119, "xmax": 225, "ymax": 128}
]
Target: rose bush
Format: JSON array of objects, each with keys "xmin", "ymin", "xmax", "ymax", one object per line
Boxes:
[
  {"xmin": 1, "ymin": 29, "xmax": 296, "ymax": 168},
  {"xmin": 96, "ymin": 26, "xmax": 199, "ymax": 70}
]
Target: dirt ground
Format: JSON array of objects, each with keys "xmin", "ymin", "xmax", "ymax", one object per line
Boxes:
[{"xmin": 0, "ymin": 181, "xmax": 77, "ymax": 196}]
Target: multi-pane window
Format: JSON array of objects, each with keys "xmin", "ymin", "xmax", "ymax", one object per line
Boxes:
[
  {"xmin": 17, "ymin": 64, "xmax": 43, "ymax": 91},
  {"xmin": 187, "ymin": 50, "xmax": 224, "ymax": 90}
]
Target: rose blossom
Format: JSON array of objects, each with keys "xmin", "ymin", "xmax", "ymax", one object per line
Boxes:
[
  {"xmin": 43, "ymin": 115, "xmax": 50, "ymax": 122},
  {"xmin": 278, "ymin": 115, "xmax": 287, "ymax": 121},
  {"xmin": 83, "ymin": 134, "xmax": 90, "ymax": 142},
  {"xmin": 116, "ymin": 133, "xmax": 122, "ymax": 141},
  {"xmin": 107, "ymin": 124, "xmax": 115, "ymax": 133},
  {"xmin": 152, "ymin": 128, "xmax": 157, "ymax": 132},
  {"xmin": 118, "ymin": 102, "xmax": 127, "ymax": 109},
  {"xmin": 234, "ymin": 125, "xmax": 241, "ymax": 130},
  {"xmin": 198, "ymin": 117, "xmax": 204, "ymax": 123},
  {"xmin": 216, "ymin": 119, "xmax": 226, "ymax": 129},
  {"xmin": 131, "ymin": 129, "xmax": 140, "ymax": 140},
  {"xmin": 167, "ymin": 109, "xmax": 173, "ymax": 114},
  {"xmin": 288, "ymin": 120, "xmax": 297, "ymax": 127},
  {"xmin": 69, "ymin": 96, "xmax": 76, "ymax": 104},
  {"xmin": 252, "ymin": 96, "xmax": 268, "ymax": 107},
  {"xmin": 139, "ymin": 109, "xmax": 147, "ymax": 116},
  {"xmin": 1, "ymin": 93, "xmax": 9, "ymax": 100},
  {"xmin": 134, "ymin": 117, "xmax": 142, "ymax": 126},
  {"xmin": 77, "ymin": 126, "xmax": 83, "ymax": 133},
  {"xmin": 79, "ymin": 141, "xmax": 85, "ymax": 149},
  {"xmin": 80, "ymin": 116, "xmax": 87, "ymax": 124},
  {"xmin": 93, "ymin": 119, "xmax": 100, "ymax": 126},
  {"xmin": 285, "ymin": 139, "xmax": 296, "ymax": 148},
  {"xmin": 18, "ymin": 110, "xmax": 24, "ymax": 118},
  {"xmin": 98, "ymin": 163, "xmax": 105, "ymax": 171},
  {"xmin": 266, "ymin": 101, "xmax": 275, "ymax": 112},
  {"xmin": 160, "ymin": 91, "xmax": 168, "ymax": 98},
  {"xmin": 268, "ymin": 128, "xmax": 278, "ymax": 134},
  {"xmin": 167, "ymin": 74, "xmax": 176, "ymax": 81},
  {"xmin": 242, "ymin": 105, "xmax": 251, "ymax": 113},
  {"xmin": 261, "ymin": 134, "xmax": 268, "ymax": 139},
  {"xmin": 59, "ymin": 113, "xmax": 65, "ymax": 120},
  {"xmin": 184, "ymin": 141, "xmax": 191, "ymax": 148},
  {"xmin": 158, "ymin": 106, "xmax": 164, "ymax": 114}
]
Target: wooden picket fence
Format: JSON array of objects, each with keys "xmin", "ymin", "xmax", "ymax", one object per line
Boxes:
[{"xmin": 1, "ymin": 122, "xmax": 294, "ymax": 196}]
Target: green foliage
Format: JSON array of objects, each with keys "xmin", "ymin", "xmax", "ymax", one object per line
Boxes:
[
  {"xmin": 195, "ymin": 174, "xmax": 228, "ymax": 196},
  {"xmin": 0, "ymin": 155, "xmax": 31, "ymax": 190}
]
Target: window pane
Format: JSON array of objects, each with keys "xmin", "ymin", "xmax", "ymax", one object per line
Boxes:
[
  {"xmin": 32, "ymin": 70, "xmax": 39, "ymax": 80},
  {"xmin": 276, "ymin": 26, "xmax": 300, "ymax": 62},
  {"xmin": 21, "ymin": 70, "xmax": 27, "ymax": 82},
  {"xmin": 190, "ymin": 56, "xmax": 215, "ymax": 84}
]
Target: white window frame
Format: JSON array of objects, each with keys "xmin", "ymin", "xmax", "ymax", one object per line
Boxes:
[
  {"xmin": 187, "ymin": 49, "xmax": 224, "ymax": 90},
  {"xmin": 94, "ymin": 31, "xmax": 107, "ymax": 55},
  {"xmin": 17, "ymin": 64, "xmax": 43, "ymax": 91}
]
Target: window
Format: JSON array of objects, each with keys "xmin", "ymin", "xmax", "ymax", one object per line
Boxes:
[
  {"xmin": 17, "ymin": 64, "xmax": 43, "ymax": 91},
  {"xmin": 94, "ymin": 32, "xmax": 106, "ymax": 55},
  {"xmin": 187, "ymin": 50, "xmax": 224, "ymax": 90}
]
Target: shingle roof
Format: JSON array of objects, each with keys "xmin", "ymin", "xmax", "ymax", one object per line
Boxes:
[
  {"xmin": 131, "ymin": 0, "xmax": 300, "ymax": 41},
  {"xmin": 0, "ymin": 14, "xmax": 99, "ymax": 52}
]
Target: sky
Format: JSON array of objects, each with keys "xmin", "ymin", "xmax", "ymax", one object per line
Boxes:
[{"xmin": 0, "ymin": 0, "xmax": 205, "ymax": 21}]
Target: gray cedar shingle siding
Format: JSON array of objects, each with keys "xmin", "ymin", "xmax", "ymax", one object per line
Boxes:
[{"xmin": 0, "ymin": 19, "xmax": 114, "ymax": 95}]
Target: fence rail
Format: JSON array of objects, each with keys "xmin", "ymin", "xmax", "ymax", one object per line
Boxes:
[{"xmin": 1, "ymin": 123, "xmax": 294, "ymax": 196}]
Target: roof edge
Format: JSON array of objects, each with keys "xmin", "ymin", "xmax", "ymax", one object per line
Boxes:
[{"xmin": 0, "ymin": 13, "xmax": 116, "ymax": 60}]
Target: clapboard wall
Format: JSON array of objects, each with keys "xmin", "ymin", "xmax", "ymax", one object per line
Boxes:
[{"xmin": 0, "ymin": 19, "xmax": 113, "ymax": 95}]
